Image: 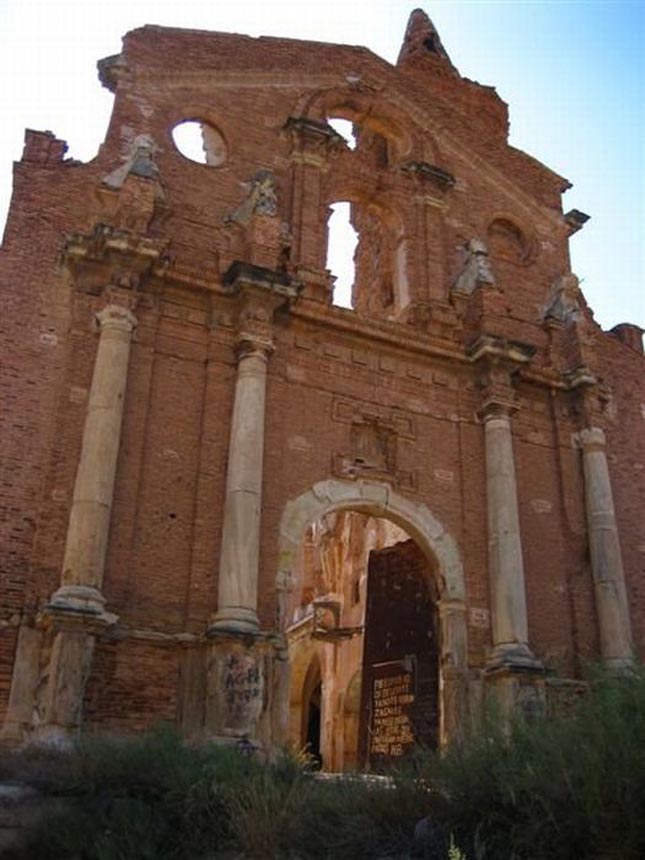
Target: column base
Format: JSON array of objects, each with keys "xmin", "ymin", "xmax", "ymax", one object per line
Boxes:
[
  {"xmin": 486, "ymin": 642, "xmax": 543, "ymax": 673},
  {"xmin": 485, "ymin": 660, "xmax": 546, "ymax": 723},
  {"xmin": 48, "ymin": 584, "xmax": 110, "ymax": 618},
  {"xmin": 208, "ymin": 606, "xmax": 260, "ymax": 635},
  {"xmin": 32, "ymin": 724, "xmax": 77, "ymax": 750}
]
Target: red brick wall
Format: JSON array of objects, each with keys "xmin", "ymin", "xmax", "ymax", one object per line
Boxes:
[{"xmin": 1, "ymin": 23, "xmax": 642, "ymax": 732}]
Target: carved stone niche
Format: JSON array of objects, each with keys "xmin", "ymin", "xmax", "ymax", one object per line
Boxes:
[
  {"xmin": 350, "ymin": 416, "xmax": 397, "ymax": 474},
  {"xmin": 332, "ymin": 412, "xmax": 416, "ymax": 489}
]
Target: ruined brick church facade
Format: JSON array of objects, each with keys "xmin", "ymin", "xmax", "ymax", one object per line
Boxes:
[{"xmin": 1, "ymin": 11, "xmax": 643, "ymax": 766}]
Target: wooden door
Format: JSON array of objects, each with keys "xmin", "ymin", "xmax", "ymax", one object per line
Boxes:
[{"xmin": 358, "ymin": 540, "xmax": 439, "ymax": 770}]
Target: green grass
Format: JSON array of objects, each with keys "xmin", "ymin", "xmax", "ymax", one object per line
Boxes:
[{"xmin": 3, "ymin": 666, "xmax": 645, "ymax": 859}]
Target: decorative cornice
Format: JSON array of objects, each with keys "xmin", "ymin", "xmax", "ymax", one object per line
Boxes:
[
  {"xmin": 564, "ymin": 365, "xmax": 598, "ymax": 389},
  {"xmin": 63, "ymin": 223, "xmax": 168, "ymax": 268},
  {"xmin": 564, "ymin": 209, "xmax": 590, "ymax": 236},
  {"xmin": 398, "ymin": 160, "xmax": 456, "ymax": 192},
  {"xmin": 467, "ymin": 333, "xmax": 536, "ymax": 366},
  {"xmin": 222, "ymin": 260, "xmax": 300, "ymax": 299},
  {"xmin": 285, "ymin": 115, "xmax": 344, "ymax": 145}
]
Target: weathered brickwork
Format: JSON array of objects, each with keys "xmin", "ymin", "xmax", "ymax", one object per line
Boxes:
[{"xmin": 0, "ymin": 11, "xmax": 642, "ymax": 754}]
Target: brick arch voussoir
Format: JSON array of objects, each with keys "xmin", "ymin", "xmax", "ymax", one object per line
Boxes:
[
  {"xmin": 276, "ymin": 478, "xmax": 466, "ymax": 611},
  {"xmin": 295, "ymin": 86, "xmax": 421, "ymax": 159}
]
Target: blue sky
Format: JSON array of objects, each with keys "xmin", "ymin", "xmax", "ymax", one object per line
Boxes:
[{"xmin": 1, "ymin": 0, "xmax": 643, "ymax": 328}]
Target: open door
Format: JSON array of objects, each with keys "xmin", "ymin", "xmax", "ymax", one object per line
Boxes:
[
  {"xmin": 358, "ymin": 540, "xmax": 439, "ymax": 770},
  {"xmin": 301, "ymin": 658, "xmax": 322, "ymax": 768}
]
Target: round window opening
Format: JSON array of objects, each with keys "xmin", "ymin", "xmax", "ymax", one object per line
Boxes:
[{"xmin": 172, "ymin": 120, "xmax": 227, "ymax": 167}]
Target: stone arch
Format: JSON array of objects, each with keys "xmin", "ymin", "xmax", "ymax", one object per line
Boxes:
[
  {"xmin": 275, "ymin": 479, "xmax": 469, "ymax": 748},
  {"xmin": 298, "ymin": 86, "xmax": 420, "ymax": 158},
  {"xmin": 278, "ymin": 479, "xmax": 465, "ymax": 607}
]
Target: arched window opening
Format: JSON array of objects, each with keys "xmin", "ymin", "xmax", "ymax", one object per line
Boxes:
[
  {"xmin": 327, "ymin": 113, "xmax": 393, "ymax": 166},
  {"xmin": 328, "ymin": 117, "xmax": 356, "ymax": 150},
  {"xmin": 172, "ymin": 119, "xmax": 227, "ymax": 166},
  {"xmin": 327, "ymin": 202, "xmax": 358, "ymax": 309}
]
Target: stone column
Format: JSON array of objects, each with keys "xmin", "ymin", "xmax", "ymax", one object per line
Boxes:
[
  {"xmin": 49, "ymin": 302, "xmax": 137, "ymax": 614},
  {"xmin": 40, "ymin": 300, "xmax": 136, "ymax": 741},
  {"xmin": 205, "ymin": 265, "xmax": 299, "ymax": 744},
  {"xmin": 210, "ymin": 333, "xmax": 273, "ymax": 634},
  {"xmin": 482, "ymin": 403, "xmax": 537, "ymax": 669},
  {"xmin": 578, "ymin": 427, "xmax": 633, "ymax": 668}
]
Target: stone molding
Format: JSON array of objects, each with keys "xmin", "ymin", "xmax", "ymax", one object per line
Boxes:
[
  {"xmin": 276, "ymin": 478, "xmax": 466, "ymax": 606},
  {"xmin": 275, "ymin": 478, "xmax": 469, "ymax": 748}
]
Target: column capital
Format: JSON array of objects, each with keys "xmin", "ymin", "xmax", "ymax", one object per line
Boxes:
[
  {"xmin": 469, "ymin": 334, "xmax": 534, "ymax": 422},
  {"xmin": 476, "ymin": 366, "xmax": 517, "ymax": 422},
  {"xmin": 96, "ymin": 302, "xmax": 137, "ymax": 334},
  {"xmin": 223, "ymin": 261, "xmax": 301, "ymax": 362},
  {"xmin": 577, "ymin": 426, "xmax": 606, "ymax": 451},
  {"xmin": 235, "ymin": 334, "xmax": 274, "ymax": 362},
  {"xmin": 235, "ymin": 292, "xmax": 280, "ymax": 361},
  {"xmin": 479, "ymin": 397, "xmax": 516, "ymax": 423}
]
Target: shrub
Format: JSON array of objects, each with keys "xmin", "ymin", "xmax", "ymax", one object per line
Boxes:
[
  {"xmin": 4, "ymin": 667, "xmax": 645, "ymax": 859},
  {"xmin": 424, "ymin": 666, "xmax": 645, "ymax": 860}
]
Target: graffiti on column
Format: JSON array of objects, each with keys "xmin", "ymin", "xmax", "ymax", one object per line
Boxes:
[{"xmin": 222, "ymin": 652, "xmax": 263, "ymax": 727}]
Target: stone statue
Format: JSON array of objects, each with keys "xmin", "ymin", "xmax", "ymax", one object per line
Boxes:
[
  {"xmin": 354, "ymin": 210, "xmax": 396, "ymax": 313},
  {"xmin": 227, "ymin": 170, "xmax": 278, "ymax": 225},
  {"xmin": 103, "ymin": 134, "xmax": 160, "ymax": 190},
  {"xmin": 543, "ymin": 273, "xmax": 581, "ymax": 324},
  {"xmin": 452, "ymin": 238, "xmax": 495, "ymax": 295}
]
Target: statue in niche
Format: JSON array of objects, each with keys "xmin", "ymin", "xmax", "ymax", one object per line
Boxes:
[
  {"xmin": 317, "ymin": 514, "xmax": 344, "ymax": 596},
  {"xmin": 354, "ymin": 209, "xmax": 395, "ymax": 314},
  {"xmin": 452, "ymin": 238, "xmax": 495, "ymax": 295},
  {"xmin": 543, "ymin": 273, "xmax": 581, "ymax": 324},
  {"xmin": 226, "ymin": 170, "xmax": 278, "ymax": 226}
]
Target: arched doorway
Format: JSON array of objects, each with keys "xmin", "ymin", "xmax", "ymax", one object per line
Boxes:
[
  {"xmin": 301, "ymin": 657, "xmax": 323, "ymax": 768},
  {"xmin": 275, "ymin": 479, "xmax": 468, "ymax": 770}
]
